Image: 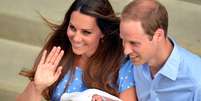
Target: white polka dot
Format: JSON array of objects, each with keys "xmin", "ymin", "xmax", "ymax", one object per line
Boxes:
[
  {"xmin": 57, "ymin": 93, "xmax": 60, "ymax": 96},
  {"xmin": 76, "ymin": 67, "xmax": 79, "ymax": 70},
  {"xmin": 125, "ymin": 76, "xmax": 128, "ymax": 79},
  {"xmin": 120, "ymin": 77, "xmax": 123, "ymax": 80},
  {"xmin": 129, "ymin": 70, "xmax": 131, "ymax": 73},
  {"xmin": 64, "ymin": 79, "xmax": 67, "ymax": 83},
  {"xmin": 75, "ymin": 78, "xmax": 79, "ymax": 80},
  {"xmin": 68, "ymin": 90, "xmax": 70, "ymax": 93},
  {"xmin": 73, "ymin": 87, "xmax": 76, "ymax": 90}
]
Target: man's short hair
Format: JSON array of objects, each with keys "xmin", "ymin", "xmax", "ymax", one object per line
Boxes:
[{"xmin": 121, "ymin": 0, "xmax": 168, "ymax": 37}]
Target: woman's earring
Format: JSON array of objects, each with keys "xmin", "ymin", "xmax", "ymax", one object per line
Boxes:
[{"xmin": 100, "ymin": 34, "xmax": 104, "ymax": 43}]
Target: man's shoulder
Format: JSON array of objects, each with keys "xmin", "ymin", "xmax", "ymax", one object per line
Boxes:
[
  {"xmin": 170, "ymin": 38, "xmax": 201, "ymax": 64},
  {"xmin": 177, "ymin": 46, "xmax": 201, "ymax": 83},
  {"xmin": 177, "ymin": 45, "xmax": 201, "ymax": 65}
]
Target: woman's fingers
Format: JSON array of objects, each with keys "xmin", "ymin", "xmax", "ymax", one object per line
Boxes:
[
  {"xmin": 45, "ymin": 46, "xmax": 57, "ymax": 64},
  {"xmin": 43, "ymin": 46, "xmax": 64, "ymax": 73},
  {"xmin": 54, "ymin": 66, "xmax": 63, "ymax": 80},
  {"xmin": 54, "ymin": 50, "xmax": 64, "ymax": 66},
  {"xmin": 49, "ymin": 47, "xmax": 61, "ymax": 65},
  {"xmin": 39, "ymin": 50, "xmax": 47, "ymax": 65},
  {"xmin": 45, "ymin": 46, "xmax": 64, "ymax": 66}
]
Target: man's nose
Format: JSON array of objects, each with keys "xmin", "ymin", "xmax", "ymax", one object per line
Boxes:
[{"xmin": 123, "ymin": 42, "xmax": 132, "ymax": 56}]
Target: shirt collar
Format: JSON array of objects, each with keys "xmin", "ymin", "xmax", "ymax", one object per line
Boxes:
[{"xmin": 157, "ymin": 37, "xmax": 181, "ymax": 80}]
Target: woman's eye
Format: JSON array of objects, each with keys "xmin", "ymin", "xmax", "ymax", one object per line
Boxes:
[
  {"xmin": 82, "ymin": 30, "xmax": 92, "ymax": 35},
  {"xmin": 69, "ymin": 25, "xmax": 76, "ymax": 32}
]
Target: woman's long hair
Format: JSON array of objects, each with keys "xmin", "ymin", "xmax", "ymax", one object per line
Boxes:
[{"xmin": 19, "ymin": 0, "xmax": 124, "ymax": 100}]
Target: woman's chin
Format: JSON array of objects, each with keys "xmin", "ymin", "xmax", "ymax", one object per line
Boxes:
[{"xmin": 72, "ymin": 49, "xmax": 83, "ymax": 55}]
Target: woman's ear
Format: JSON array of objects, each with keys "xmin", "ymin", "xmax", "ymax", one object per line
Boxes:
[{"xmin": 101, "ymin": 34, "xmax": 104, "ymax": 38}]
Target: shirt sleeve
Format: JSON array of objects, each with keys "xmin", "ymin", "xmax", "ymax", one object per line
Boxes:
[
  {"xmin": 118, "ymin": 59, "xmax": 135, "ymax": 93},
  {"xmin": 194, "ymin": 85, "xmax": 201, "ymax": 101}
]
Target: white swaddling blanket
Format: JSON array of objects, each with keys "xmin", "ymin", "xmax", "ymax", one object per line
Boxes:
[{"xmin": 60, "ymin": 89, "xmax": 122, "ymax": 101}]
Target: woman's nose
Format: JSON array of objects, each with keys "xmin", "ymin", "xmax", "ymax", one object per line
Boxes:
[{"xmin": 73, "ymin": 32, "xmax": 82, "ymax": 42}]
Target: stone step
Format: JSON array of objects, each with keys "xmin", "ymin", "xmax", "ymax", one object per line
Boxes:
[
  {"xmin": 0, "ymin": 0, "xmax": 201, "ymax": 54},
  {"xmin": 0, "ymin": 38, "xmax": 40, "ymax": 94}
]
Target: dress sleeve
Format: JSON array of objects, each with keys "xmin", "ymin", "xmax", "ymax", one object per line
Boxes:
[{"xmin": 118, "ymin": 59, "xmax": 135, "ymax": 93}]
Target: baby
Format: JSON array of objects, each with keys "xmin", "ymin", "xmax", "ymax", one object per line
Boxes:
[{"xmin": 60, "ymin": 89, "xmax": 122, "ymax": 101}]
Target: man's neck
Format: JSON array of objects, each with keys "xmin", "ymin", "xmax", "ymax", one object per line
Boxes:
[{"xmin": 149, "ymin": 38, "xmax": 173, "ymax": 78}]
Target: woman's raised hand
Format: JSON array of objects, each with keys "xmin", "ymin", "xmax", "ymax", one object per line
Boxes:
[{"xmin": 34, "ymin": 46, "xmax": 64, "ymax": 93}]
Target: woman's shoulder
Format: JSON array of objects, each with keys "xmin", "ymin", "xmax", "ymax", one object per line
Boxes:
[
  {"xmin": 119, "ymin": 57, "xmax": 133, "ymax": 72},
  {"xmin": 118, "ymin": 57, "xmax": 135, "ymax": 93}
]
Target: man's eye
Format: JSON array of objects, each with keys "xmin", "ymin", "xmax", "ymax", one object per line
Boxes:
[
  {"xmin": 130, "ymin": 41, "xmax": 139, "ymax": 46},
  {"xmin": 130, "ymin": 41, "xmax": 136, "ymax": 45}
]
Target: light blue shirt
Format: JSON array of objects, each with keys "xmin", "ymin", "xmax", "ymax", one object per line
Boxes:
[
  {"xmin": 133, "ymin": 39, "xmax": 201, "ymax": 101},
  {"xmin": 51, "ymin": 59, "xmax": 134, "ymax": 101}
]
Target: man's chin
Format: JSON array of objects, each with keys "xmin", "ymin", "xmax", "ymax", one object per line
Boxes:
[{"xmin": 131, "ymin": 60, "xmax": 143, "ymax": 66}]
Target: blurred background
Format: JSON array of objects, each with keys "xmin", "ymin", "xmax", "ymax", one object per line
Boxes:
[{"xmin": 0, "ymin": 0, "xmax": 201, "ymax": 100}]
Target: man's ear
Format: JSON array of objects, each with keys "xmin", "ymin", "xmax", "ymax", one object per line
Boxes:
[{"xmin": 153, "ymin": 28, "xmax": 165, "ymax": 41}]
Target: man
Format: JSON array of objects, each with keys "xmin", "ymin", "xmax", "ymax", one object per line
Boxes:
[{"xmin": 120, "ymin": 0, "xmax": 201, "ymax": 101}]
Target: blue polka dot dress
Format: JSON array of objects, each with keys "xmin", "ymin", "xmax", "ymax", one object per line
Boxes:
[{"xmin": 51, "ymin": 59, "xmax": 134, "ymax": 101}]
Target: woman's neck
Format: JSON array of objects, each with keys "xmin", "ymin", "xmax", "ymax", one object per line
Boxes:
[{"xmin": 75, "ymin": 55, "xmax": 89, "ymax": 69}]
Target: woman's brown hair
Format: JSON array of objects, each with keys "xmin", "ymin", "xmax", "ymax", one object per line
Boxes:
[{"xmin": 19, "ymin": 0, "xmax": 124, "ymax": 100}]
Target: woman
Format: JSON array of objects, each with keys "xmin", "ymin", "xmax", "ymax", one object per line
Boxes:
[{"xmin": 16, "ymin": 0, "xmax": 137, "ymax": 101}]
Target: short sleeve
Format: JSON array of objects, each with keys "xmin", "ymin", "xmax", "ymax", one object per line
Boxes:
[
  {"xmin": 51, "ymin": 67, "xmax": 87, "ymax": 101},
  {"xmin": 118, "ymin": 59, "xmax": 135, "ymax": 93}
]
